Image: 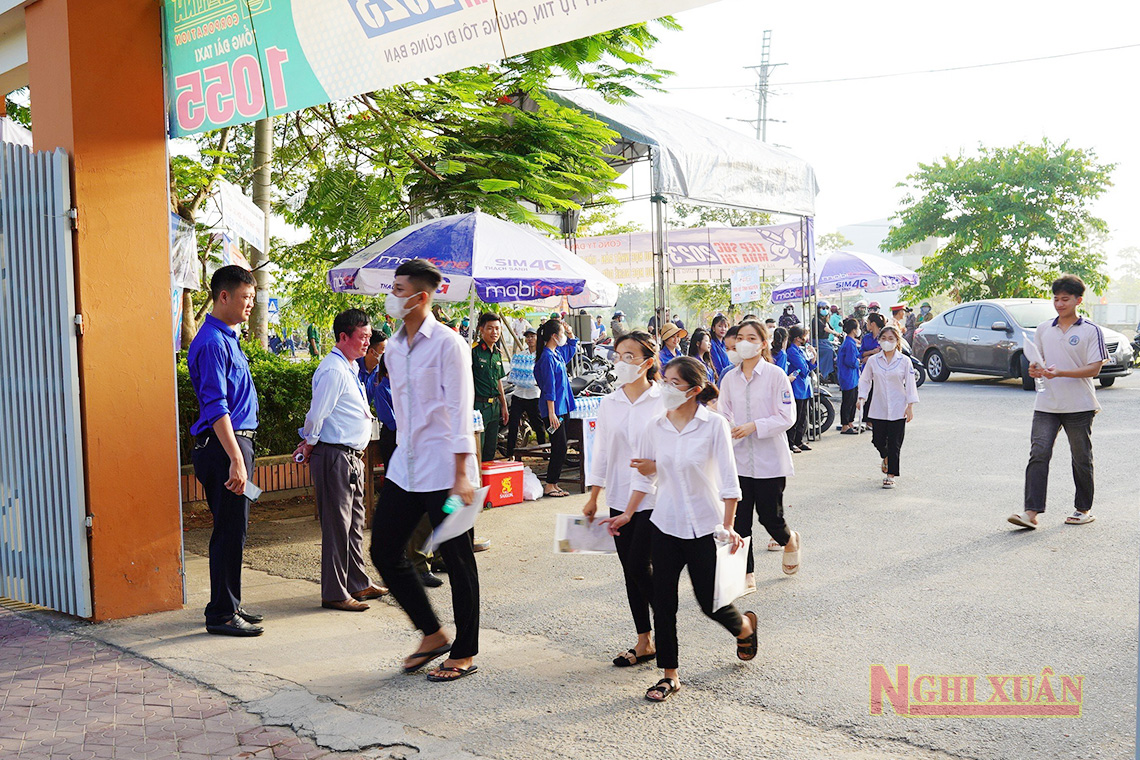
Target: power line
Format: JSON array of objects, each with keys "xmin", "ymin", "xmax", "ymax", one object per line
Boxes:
[{"xmin": 665, "ymin": 42, "xmax": 1140, "ymax": 90}]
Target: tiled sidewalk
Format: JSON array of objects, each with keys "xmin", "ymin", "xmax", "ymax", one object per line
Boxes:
[{"xmin": 0, "ymin": 607, "xmax": 371, "ymax": 760}]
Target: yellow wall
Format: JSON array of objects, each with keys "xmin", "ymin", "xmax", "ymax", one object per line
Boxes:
[{"xmin": 27, "ymin": 0, "xmax": 183, "ymax": 620}]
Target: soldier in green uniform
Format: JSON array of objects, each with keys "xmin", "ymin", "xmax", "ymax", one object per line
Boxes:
[{"xmin": 472, "ymin": 312, "xmax": 509, "ymax": 462}]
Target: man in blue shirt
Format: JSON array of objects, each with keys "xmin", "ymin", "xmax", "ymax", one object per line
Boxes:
[
  {"xmin": 836, "ymin": 318, "xmax": 862, "ymax": 434},
  {"xmin": 187, "ymin": 265, "xmax": 263, "ymax": 637}
]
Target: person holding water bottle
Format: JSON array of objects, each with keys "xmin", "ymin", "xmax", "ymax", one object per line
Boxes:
[
  {"xmin": 602, "ymin": 357, "xmax": 758, "ymax": 703},
  {"xmin": 583, "ymin": 332, "xmax": 665, "ymax": 668},
  {"xmin": 856, "ymin": 325, "xmax": 919, "ymax": 489},
  {"xmin": 534, "ymin": 317, "xmax": 577, "ymax": 497},
  {"xmin": 368, "ymin": 259, "xmax": 481, "ymax": 683},
  {"xmin": 1009, "ymin": 274, "xmax": 1107, "ymax": 529}
]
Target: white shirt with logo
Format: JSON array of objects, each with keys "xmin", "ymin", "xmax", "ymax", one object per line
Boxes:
[
  {"xmin": 1033, "ymin": 317, "xmax": 1109, "ymax": 414},
  {"xmin": 717, "ymin": 361, "xmax": 796, "ymax": 479}
]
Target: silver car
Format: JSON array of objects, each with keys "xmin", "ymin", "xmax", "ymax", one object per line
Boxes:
[{"xmin": 911, "ymin": 298, "xmax": 1133, "ymax": 389}]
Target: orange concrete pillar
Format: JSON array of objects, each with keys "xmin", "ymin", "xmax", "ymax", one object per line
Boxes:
[{"xmin": 26, "ymin": 0, "xmax": 183, "ymax": 619}]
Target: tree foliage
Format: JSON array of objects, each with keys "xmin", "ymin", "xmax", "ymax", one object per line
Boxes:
[
  {"xmin": 817, "ymin": 232, "xmax": 853, "ymax": 254},
  {"xmin": 884, "ymin": 140, "xmax": 1114, "ymax": 303}
]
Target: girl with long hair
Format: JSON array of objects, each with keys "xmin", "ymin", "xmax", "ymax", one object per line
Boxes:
[
  {"xmin": 583, "ymin": 332, "xmax": 664, "ymax": 667},
  {"xmin": 602, "ymin": 357, "xmax": 757, "ymax": 703},
  {"xmin": 533, "ymin": 318, "xmax": 577, "ymax": 497},
  {"xmin": 857, "ymin": 325, "xmax": 919, "ymax": 488},
  {"xmin": 687, "ymin": 327, "xmax": 718, "ymax": 385}
]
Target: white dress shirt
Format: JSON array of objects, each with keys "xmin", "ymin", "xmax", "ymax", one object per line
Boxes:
[
  {"xmin": 586, "ymin": 383, "xmax": 664, "ymax": 512},
  {"xmin": 631, "ymin": 406, "xmax": 743, "ymax": 539},
  {"xmin": 717, "ymin": 361, "xmax": 796, "ymax": 479},
  {"xmin": 386, "ymin": 314, "xmax": 476, "ymax": 493},
  {"xmin": 858, "ymin": 352, "xmax": 920, "ymax": 421},
  {"xmin": 302, "ymin": 348, "xmax": 374, "ymax": 451}
]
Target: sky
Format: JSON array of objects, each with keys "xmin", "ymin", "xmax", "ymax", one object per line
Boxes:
[{"xmin": 628, "ymin": 0, "xmax": 1140, "ymax": 274}]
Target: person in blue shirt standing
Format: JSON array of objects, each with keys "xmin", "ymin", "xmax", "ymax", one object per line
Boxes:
[
  {"xmin": 709, "ymin": 314, "xmax": 732, "ymax": 379},
  {"xmin": 836, "ymin": 318, "xmax": 862, "ymax": 435},
  {"xmin": 657, "ymin": 323, "xmax": 686, "ymax": 367},
  {"xmin": 356, "ymin": 331, "xmax": 394, "ymax": 465},
  {"xmin": 533, "ymin": 317, "xmax": 577, "ymax": 497},
  {"xmin": 785, "ymin": 325, "xmax": 816, "ymax": 453},
  {"xmin": 187, "ymin": 265, "xmax": 263, "ymax": 637},
  {"xmin": 860, "ymin": 313, "xmax": 886, "ymax": 431},
  {"xmin": 770, "ymin": 326, "xmax": 790, "ymax": 372}
]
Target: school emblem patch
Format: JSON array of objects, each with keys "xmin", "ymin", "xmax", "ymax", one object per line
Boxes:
[
  {"xmin": 782, "ymin": 389, "xmax": 792, "ymax": 405},
  {"xmin": 1068, "ymin": 335, "xmax": 1080, "ymax": 346}
]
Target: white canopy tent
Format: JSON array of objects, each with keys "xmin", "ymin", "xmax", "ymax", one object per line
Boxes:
[{"xmin": 550, "ymin": 90, "xmax": 820, "ymax": 314}]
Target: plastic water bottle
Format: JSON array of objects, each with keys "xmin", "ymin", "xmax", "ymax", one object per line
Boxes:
[
  {"xmin": 713, "ymin": 525, "xmax": 731, "ymax": 545},
  {"xmin": 442, "ymin": 495, "xmax": 465, "ymax": 515},
  {"xmin": 1035, "ymin": 376, "xmax": 1046, "ymax": 393}
]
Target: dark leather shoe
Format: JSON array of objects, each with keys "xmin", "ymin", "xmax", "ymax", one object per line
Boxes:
[
  {"xmin": 206, "ymin": 615, "xmax": 264, "ymax": 637},
  {"xmin": 322, "ymin": 598, "xmax": 370, "ymax": 612},
  {"xmin": 236, "ymin": 606, "xmax": 263, "ymax": 624},
  {"xmin": 420, "ymin": 571, "xmax": 444, "ymax": 588},
  {"xmin": 351, "ymin": 585, "xmax": 388, "ymax": 601}
]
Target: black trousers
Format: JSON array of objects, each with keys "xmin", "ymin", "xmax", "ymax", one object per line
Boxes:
[
  {"xmin": 378, "ymin": 425, "xmax": 397, "ymax": 470},
  {"xmin": 840, "ymin": 388, "xmax": 859, "ymax": 427},
  {"xmin": 1024, "ymin": 410, "xmax": 1095, "ymax": 513},
  {"xmin": 545, "ymin": 418, "xmax": 568, "ymax": 485},
  {"xmin": 651, "ymin": 524, "xmax": 743, "ymax": 671},
  {"xmin": 611, "ymin": 508, "xmax": 654, "ymax": 635},
  {"xmin": 192, "ymin": 434, "xmax": 254, "ymax": 625},
  {"xmin": 862, "ymin": 385, "xmax": 874, "ymax": 424},
  {"xmin": 787, "ymin": 397, "xmax": 809, "ymax": 447},
  {"xmin": 870, "ymin": 418, "xmax": 906, "ymax": 476},
  {"xmin": 733, "ymin": 477, "xmax": 790, "ymax": 574},
  {"xmin": 506, "ymin": 395, "xmax": 546, "ymax": 459},
  {"xmin": 370, "ymin": 480, "xmax": 481, "ymax": 659}
]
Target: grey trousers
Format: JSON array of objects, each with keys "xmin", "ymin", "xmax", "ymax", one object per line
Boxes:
[
  {"xmin": 1024, "ymin": 410, "xmax": 1095, "ymax": 513},
  {"xmin": 311, "ymin": 443, "xmax": 374, "ymax": 601}
]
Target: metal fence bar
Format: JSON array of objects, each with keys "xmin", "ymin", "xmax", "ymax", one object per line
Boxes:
[{"xmin": 0, "ymin": 144, "xmax": 90, "ymax": 617}]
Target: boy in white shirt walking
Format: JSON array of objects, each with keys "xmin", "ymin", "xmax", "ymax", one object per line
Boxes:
[{"xmin": 1009, "ymin": 275, "xmax": 1108, "ymax": 529}]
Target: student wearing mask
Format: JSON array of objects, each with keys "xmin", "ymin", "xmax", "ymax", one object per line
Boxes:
[
  {"xmin": 785, "ymin": 325, "xmax": 816, "ymax": 453},
  {"xmin": 687, "ymin": 328, "xmax": 718, "ymax": 385},
  {"xmin": 658, "ymin": 323, "xmax": 686, "ymax": 367},
  {"xmin": 583, "ymin": 332, "xmax": 665, "ymax": 668},
  {"xmin": 857, "ymin": 326, "xmax": 919, "ymax": 489},
  {"xmin": 723, "ymin": 324, "xmax": 743, "ymax": 368},
  {"xmin": 506, "ymin": 327, "xmax": 546, "ymax": 460},
  {"xmin": 836, "ymin": 318, "xmax": 862, "ymax": 435},
  {"xmin": 534, "ymin": 318, "xmax": 578, "ymax": 498},
  {"xmin": 369, "ymin": 259, "xmax": 481, "ymax": 682},
  {"xmin": 709, "ymin": 314, "xmax": 733, "ymax": 379},
  {"xmin": 718, "ymin": 320, "xmax": 801, "ymax": 588},
  {"xmin": 602, "ymin": 357, "xmax": 758, "ymax": 703}
]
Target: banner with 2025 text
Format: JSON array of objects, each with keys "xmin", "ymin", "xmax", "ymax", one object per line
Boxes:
[{"xmin": 162, "ymin": 0, "xmax": 717, "ymax": 138}]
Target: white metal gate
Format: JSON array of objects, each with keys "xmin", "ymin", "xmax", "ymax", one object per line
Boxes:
[{"xmin": 0, "ymin": 143, "xmax": 91, "ymax": 617}]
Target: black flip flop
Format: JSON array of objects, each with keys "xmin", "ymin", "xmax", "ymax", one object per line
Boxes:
[
  {"xmin": 737, "ymin": 611, "xmax": 758, "ymax": 661},
  {"xmin": 613, "ymin": 649, "xmax": 656, "ymax": 667},
  {"xmin": 426, "ymin": 664, "xmax": 479, "ymax": 682},
  {"xmin": 402, "ymin": 643, "xmax": 452, "ymax": 674},
  {"xmin": 645, "ymin": 677, "xmax": 680, "ymax": 702},
  {"xmin": 545, "ymin": 489, "xmax": 570, "ymax": 498}
]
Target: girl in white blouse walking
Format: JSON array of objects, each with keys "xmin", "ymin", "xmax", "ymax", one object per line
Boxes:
[
  {"xmin": 717, "ymin": 320, "xmax": 802, "ymax": 586},
  {"xmin": 602, "ymin": 357, "xmax": 758, "ymax": 703},
  {"xmin": 582, "ymin": 332, "xmax": 665, "ymax": 668},
  {"xmin": 857, "ymin": 326, "xmax": 919, "ymax": 488}
]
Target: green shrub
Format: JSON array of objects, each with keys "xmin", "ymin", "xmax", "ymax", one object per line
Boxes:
[{"xmin": 177, "ymin": 340, "xmax": 318, "ymax": 464}]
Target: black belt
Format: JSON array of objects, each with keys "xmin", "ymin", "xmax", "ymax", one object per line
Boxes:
[
  {"xmin": 477, "ymin": 397, "xmax": 499, "ymax": 406},
  {"xmin": 317, "ymin": 442, "xmax": 365, "ymax": 458},
  {"xmin": 194, "ymin": 429, "xmax": 256, "ymax": 447}
]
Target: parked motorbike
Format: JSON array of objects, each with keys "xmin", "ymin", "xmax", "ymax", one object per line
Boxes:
[
  {"xmin": 806, "ymin": 373, "xmax": 836, "ymax": 441},
  {"xmin": 902, "ymin": 347, "xmax": 927, "ymax": 387}
]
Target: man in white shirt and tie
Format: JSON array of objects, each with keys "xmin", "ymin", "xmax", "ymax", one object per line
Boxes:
[
  {"xmin": 294, "ymin": 309, "xmax": 388, "ymax": 612},
  {"xmin": 370, "ymin": 259, "xmax": 481, "ymax": 682}
]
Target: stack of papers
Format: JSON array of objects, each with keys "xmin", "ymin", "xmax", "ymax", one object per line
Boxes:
[{"xmin": 553, "ymin": 514, "xmax": 617, "ymax": 554}]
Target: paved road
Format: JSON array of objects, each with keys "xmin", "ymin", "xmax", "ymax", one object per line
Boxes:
[{"xmin": 111, "ymin": 370, "xmax": 1138, "ymax": 760}]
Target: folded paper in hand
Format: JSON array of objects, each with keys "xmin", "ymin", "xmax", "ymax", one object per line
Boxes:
[
  {"xmin": 553, "ymin": 514, "xmax": 616, "ymax": 554},
  {"xmin": 422, "ymin": 487, "xmax": 490, "ymax": 554},
  {"xmin": 1023, "ymin": 339, "xmax": 1044, "ymax": 367},
  {"xmin": 713, "ymin": 536, "xmax": 750, "ymax": 611}
]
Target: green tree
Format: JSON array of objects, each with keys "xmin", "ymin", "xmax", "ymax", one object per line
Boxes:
[
  {"xmin": 817, "ymin": 231, "xmax": 853, "ymax": 254},
  {"xmin": 884, "ymin": 140, "xmax": 1114, "ymax": 303},
  {"xmin": 670, "ymin": 202, "xmax": 770, "ymax": 229}
]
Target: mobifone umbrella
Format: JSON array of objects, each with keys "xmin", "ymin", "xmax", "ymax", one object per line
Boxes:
[{"xmin": 327, "ymin": 211, "xmax": 618, "ymax": 308}]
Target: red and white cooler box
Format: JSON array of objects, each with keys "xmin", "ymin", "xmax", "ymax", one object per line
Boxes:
[{"xmin": 480, "ymin": 461, "xmax": 525, "ymax": 509}]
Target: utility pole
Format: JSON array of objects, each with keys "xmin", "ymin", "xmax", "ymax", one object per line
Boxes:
[
  {"xmin": 249, "ymin": 117, "xmax": 273, "ymax": 348},
  {"xmin": 746, "ymin": 30, "xmax": 785, "ymax": 142}
]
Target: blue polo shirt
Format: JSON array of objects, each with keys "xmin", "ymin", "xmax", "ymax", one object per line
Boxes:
[
  {"xmin": 860, "ymin": 332, "xmax": 880, "ymax": 365},
  {"xmin": 187, "ymin": 314, "xmax": 259, "ymax": 436},
  {"xmin": 357, "ymin": 358, "xmax": 396, "ymax": 431},
  {"xmin": 786, "ymin": 344, "xmax": 814, "ymax": 400},
  {"xmin": 771, "ymin": 349, "xmax": 788, "ymax": 372},
  {"xmin": 710, "ymin": 337, "xmax": 732, "ymax": 377},
  {"xmin": 837, "ymin": 335, "xmax": 861, "ymax": 391},
  {"xmin": 534, "ymin": 339, "xmax": 578, "ymax": 420},
  {"xmin": 659, "ymin": 345, "xmax": 683, "ymax": 368}
]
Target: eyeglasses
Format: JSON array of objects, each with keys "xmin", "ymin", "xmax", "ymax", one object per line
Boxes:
[
  {"xmin": 617, "ymin": 353, "xmax": 647, "ymax": 364},
  {"xmin": 664, "ymin": 380, "xmax": 692, "ymax": 390}
]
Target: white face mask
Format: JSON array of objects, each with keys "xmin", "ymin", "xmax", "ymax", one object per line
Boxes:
[
  {"xmin": 614, "ymin": 360, "xmax": 644, "ymax": 386},
  {"xmin": 556, "ymin": 333, "xmax": 568, "ymax": 347},
  {"xmin": 737, "ymin": 340, "xmax": 761, "ymax": 360},
  {"xmin": 880, "ymin": 340, "xmax": 897, "ymax": 353},
  {"xmin": 660, "ymin": 384, "xmax": 693, "ymax": 411},
  {"xmin": 385, "ymin": 292, "xmax": 420, "ymax": 319},
  {"xmin": 726, "ymin": 349, "xmax": 742, "ymax": 366}
]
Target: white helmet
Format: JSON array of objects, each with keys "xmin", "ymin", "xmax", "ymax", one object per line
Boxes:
[{"xmin": 854, "ymin": 300, "xmax": 868, "ymax": 308}]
